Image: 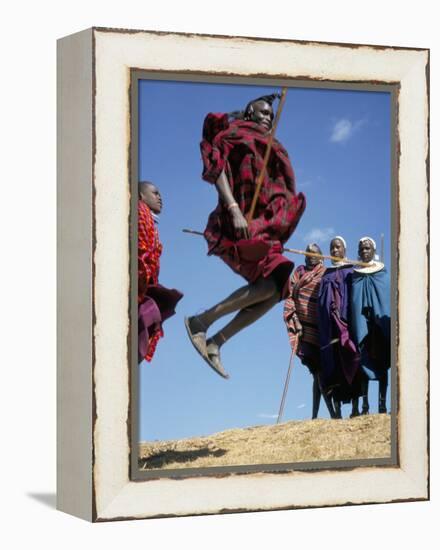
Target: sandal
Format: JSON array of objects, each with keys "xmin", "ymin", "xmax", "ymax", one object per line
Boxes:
[
  {"xmin": 205, "ymin": 340, "xmax": 230, "ymax": 379},
  {"xmin": 184, "ymin": 316, "xmax": 208, "ymax": 359}
]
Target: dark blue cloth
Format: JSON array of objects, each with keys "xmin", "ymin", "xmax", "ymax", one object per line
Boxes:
[
  {"xmin": 318, "ymin": 265, "xmax": 361, "ymax": 401},
  {"xmin": 351, "ymin": 268, "xmax": 391, "ymax": 379}
]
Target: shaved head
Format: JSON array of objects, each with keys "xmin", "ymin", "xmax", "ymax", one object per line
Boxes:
[
  {"xmin": 139, "ymin": 181, "xmax": 162, "ymax": 214},
  {"xmin": 139, "ymin": 180, "xmax": 154, "ymax": 196}
]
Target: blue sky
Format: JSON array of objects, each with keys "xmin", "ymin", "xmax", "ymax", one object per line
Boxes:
[{"xmin": 138, "ymin": 78, "xmax": 392, "ymax": 442}]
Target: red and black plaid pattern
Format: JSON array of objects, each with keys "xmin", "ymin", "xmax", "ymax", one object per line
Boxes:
[{"xmin": 200, "ymin": 113, "xmax": 306, "ymax": 267}]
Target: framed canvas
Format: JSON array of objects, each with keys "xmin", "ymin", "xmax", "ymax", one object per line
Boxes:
[{"xmin": 57, "ymin": 27, "xmax": 429, "ymax": 522}]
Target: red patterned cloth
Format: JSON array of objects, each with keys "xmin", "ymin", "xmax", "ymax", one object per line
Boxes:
[
  {"xmin": 200, "ymin": 113, "xmax": 306, "ymax": 296},
  {"xmin": 138, "ymin": 201, "xmax": 183, "ymax": 362},
  {"xmin": 284, "ymin": 263, "xmax": 326, "ymax": 352},
  {"xmin": 138, "ymin": 201, "xmax": 162, "ymax": 303},
  {"xmin": 138, "ymin": 201, "xmax": 163, "ymax": 361}
]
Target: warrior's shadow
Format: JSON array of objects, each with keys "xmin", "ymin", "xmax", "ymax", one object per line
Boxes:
[{"xmin": 139, "ymin": 446, "xmax": 227, "ymax": 470}]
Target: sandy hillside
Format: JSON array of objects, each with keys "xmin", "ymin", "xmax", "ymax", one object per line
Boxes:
[{"xmin": 139, "ymin": 414, "xmax": 391, "ymax": 470}]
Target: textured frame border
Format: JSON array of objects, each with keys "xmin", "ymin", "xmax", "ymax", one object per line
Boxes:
[{"xmin": 57, "ymin": 27, "xmax": 429, "ymax": 522}]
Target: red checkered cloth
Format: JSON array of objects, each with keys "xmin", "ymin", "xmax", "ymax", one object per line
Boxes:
[
  {"xmin": 138, "ymin": 201, "xmax": 163, "ymax": 361},
  {"xmin": 138, "ymin": 202, "xmax": 183, "ymax": 363},
  {"xmin": 200, "ymin": 113, "xmax": 306, "ymax": 294},
  {"xmin": 138, "ymin": 201, "xmax": 162, "ymax": 303}
]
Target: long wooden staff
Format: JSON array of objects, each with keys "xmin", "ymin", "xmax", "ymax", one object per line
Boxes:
[
  {"xmin": 182, "ymin": 229, "xmax": 372, "ymax": 268},
  {"xmin": 246, "ymin": 88, "xmax": 288, "ymax": 223},
  {"xmin": 277, "ymin": 346, "xmax": 297, "ymax": 424},
  {"xmin": 283, "ymin": 246, "xmax": 371, "ymax": 268}
]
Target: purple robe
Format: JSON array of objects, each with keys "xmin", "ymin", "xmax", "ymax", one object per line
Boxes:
[
  {"xmin": 138, "ymin": 284, "xmax": 183, "ymax": 363},
  {"xmin": 318, "ymin": 265, "xmax": 361, "ymax": 402}
]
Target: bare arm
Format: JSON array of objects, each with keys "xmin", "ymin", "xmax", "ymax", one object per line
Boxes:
[
  {"xmin": 215, "ymin": 170, "xmax": 236, "ymax": 205},
  {"xmin": 215, "ymin": 170, "xmax": 249, "ymax": 239}
]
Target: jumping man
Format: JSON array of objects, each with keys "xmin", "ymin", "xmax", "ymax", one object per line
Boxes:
[{"xmin": 185, "ymin": 94, "xmax": 306, "ymax": 378}]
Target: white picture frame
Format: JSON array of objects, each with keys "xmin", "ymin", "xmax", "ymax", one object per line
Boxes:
[{"xmin": 57, "ymin": 27, "xmax": 429, "ymax": 522}]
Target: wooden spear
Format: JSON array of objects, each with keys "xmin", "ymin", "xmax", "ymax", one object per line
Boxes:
[
  {"xmin": 282, "ymin": 246, "xmax": 372, "ymax": 268},
  {"xmin": 246, "ymin": 88, "xmax": 288, "ymax": 223},
  {"xmin": 182, "ymin": 229, "xmax": 372, "ymax": 268},
  {"xmin": 277, "ymin": 347, "xmax": 297, "ymax": 424}
]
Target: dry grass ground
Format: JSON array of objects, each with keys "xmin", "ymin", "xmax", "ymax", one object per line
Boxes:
[{"xmin": 138, "ymin": 413, "xmax": 391, "ymax": 470}]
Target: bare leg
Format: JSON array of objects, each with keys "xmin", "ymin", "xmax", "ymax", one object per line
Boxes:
[
  {"xmin": 196, "ymin": 277, "xmax": 279, "ymax": 330},
  {"xmin": 351, "ymin": 397, "xmax": 360, "ymax": 417},
  {"xmin": 202, "ymin": 292, "xmax": 279, "ymax": 375},
  {"xmin": 317, "ymin": 374, "xmax": 338, "ymax": 419},
  {"xmin": 207, "ymin": 290, "xmax": 279, "ymax": 347},
  {"xmin": 361, "ymin": 377, "xmax": 370, "ymax": 415},
  {"xmin": 186, "ymin": 277, "xmax": 280, "ymax": 377},
  {"xmin": 333, "ymin": 398, "xmax": 342, "ymax": 419},
  {"xmin": 312, "ymin": 375, "xmax": 321, "ymax": 419},
  {"xmin": 378, "ymin": 371, "xmax": 388, "ymax": 413},
  {"xmin": 323, "ymin": 393, "xmax": 338, "ymax": 419}
]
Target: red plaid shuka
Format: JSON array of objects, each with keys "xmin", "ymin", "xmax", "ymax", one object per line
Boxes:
[
  {"xmin": 138, "ymin": 201, "xmax": 163, "ymax": 361},
  {"xmin": 284, "ymin": 263, "xmax": 326, "ymax": 351},
  {"xmin": 200, "ymin": 113, "xmax": 306, "ymax": 294}
]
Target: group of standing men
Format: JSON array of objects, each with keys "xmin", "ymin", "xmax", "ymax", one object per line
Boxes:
[
  {"xmin": 284, "ymin": 236, "xmax": 390, "ymax": 419},
  {"xmin": 138, "ymin": 91, "xmax": 391, "ymax": 420}
]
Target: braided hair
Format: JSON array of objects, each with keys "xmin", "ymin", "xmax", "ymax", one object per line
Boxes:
[{"xmin": 228, "ymin": 92, "xmax": 281, "ymax": 120}]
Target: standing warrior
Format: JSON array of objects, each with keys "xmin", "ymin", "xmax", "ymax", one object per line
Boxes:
[
  {"xmin": 283, "ymin": 244, "xmax": 336, "ymax": 419},
  {"xmin": 185, "ymin": 94, "xmax": 306, "ymax": 378},
  {"xmin": 138, "ymin": 181, "xmax": 183, "ymax": 363},
  {"xmin": 350, "ymin": 237, "xmax": 391, "ymax": 414},
  {"xmin": 318, "ymin": 237, "xmax": 362, "ymax": 418}
]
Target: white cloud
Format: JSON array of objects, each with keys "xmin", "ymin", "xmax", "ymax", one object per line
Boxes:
[
  {"xmin": 297, "ymin": 404, "xmax": 306, "ymax": 409},
  {"xmin": 331, "ymin": 119, "xmax": 352, "ymax": 142},
  {"xmin": 257, "ymin": 413, "xmax": 278, "ymax": 419},
  {"xmin": 330, "ymin": 118, "xmax": 367, "ymax": 143},
  {"xmin": 303, "ymin": 227, "xmax": 335, "ymax": 245}
]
